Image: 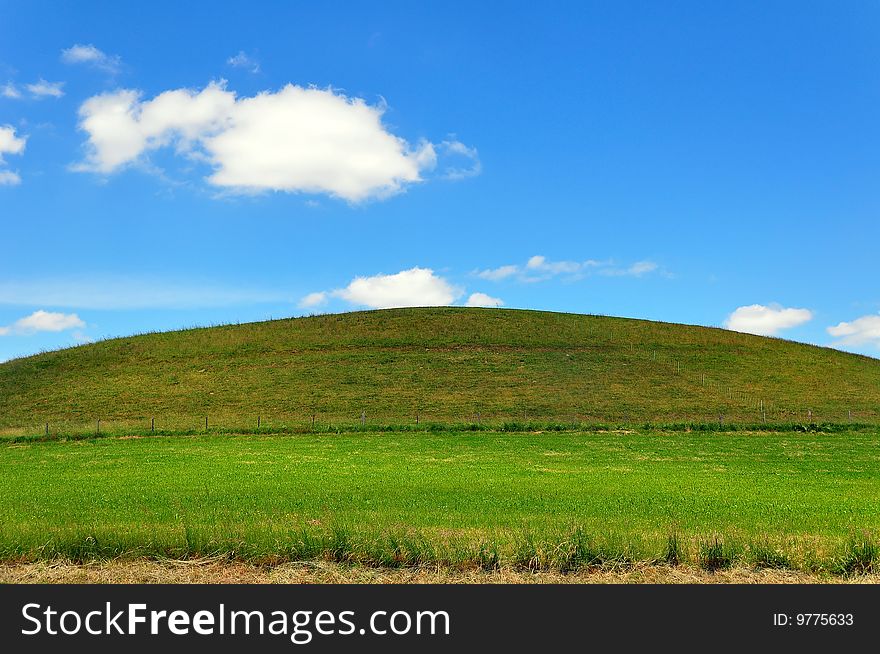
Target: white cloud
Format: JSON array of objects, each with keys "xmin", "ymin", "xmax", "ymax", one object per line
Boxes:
[
  {"xmin": 0, "ymin": 170, "xmax": 21, "ymax": 185},
  {"xmin": 475, "ymin": 264, "xmax": 518, "ymax": 281},
  {"xmin": 74, "ymin": 81, "xmax": 463, "ymax": 202},
  {"xmin": 0, "ymin": 125, "xmax": 26, "ymax": 156},
  {"xmin": 74, "ymin": 83, "xmax": 235, "ymax": 172},
  {"xmin": 26, "ymin": 79, "xmax": 64, "ymax": 98},
  {"xmin": 599, "ymin": 260, "xmax": 659, "ymax": 277},
  {"xmin": 332, "ymin": 267, "xmax": 461, "ymax": 309},
  {"xmin": 2, "ymin": 82, "xmax": 21, "ymax": 99},
  {"xmin": 0, "ymin": 310, "xmax": 85, "ymax": 336},
  {"xmin": 298, "ymin": 291, "xmax": 328, "ymax": 309},
  {"xmin": 227, "ymin": 51, "xmax": 260, "ymax": 73},
  {"xmin": 526, "ymin": 255, "xmax": 596, "ymax": 275},
  {"xmin": 0, "ymin": 125, "xmax": 26, "ymax": 185},
  {"xmin": 465, "ymin": 292, "xmax": 504, "ymax": 308},
  {"xmin": 438, "ymin": 139, "xmax": 481, "ymax": 180},
  {"xmin": 61, "ymin": 44, "xmax": 122, "ymax": 74},
  {"xmin": 827, "ymin": 313, "xmax": 880, "ymax": 349},
  {"xmin": 474, "ymin": 255, "xmax": 657, "ymax": 283},
  {"xmin": 724, "ymin": 304, "xmax": 813, "ymax": 336}
]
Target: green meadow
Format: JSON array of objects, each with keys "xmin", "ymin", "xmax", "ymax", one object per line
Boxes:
[{"xmin": 2, "ymin": 430, "xmax": 878, "ymax": 574}]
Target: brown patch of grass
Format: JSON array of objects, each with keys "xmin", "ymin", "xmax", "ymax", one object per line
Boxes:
[{"xmin": 2, "ymin": 559, "xmax": 877, "ymax": 584}]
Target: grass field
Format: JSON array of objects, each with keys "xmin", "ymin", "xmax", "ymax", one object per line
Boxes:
[
  {"xmin": 2, "ymin": 430, "xmax": 877, "ymax": 575},
  {"xmin": 2, "ymin": 308, "xmax": 879, "ymax": 435},
  {"xmin": 2, "ymin": 309, "xmax": 878, "ymax": 581}
]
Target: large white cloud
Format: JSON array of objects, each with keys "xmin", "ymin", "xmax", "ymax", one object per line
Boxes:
[
  {"xmin": 61, "ymin": 44, "xmax": 121, "ymax": 74},
  {"xmin": 827, "ymin": 313, "xmax": 880, "ymax": 349},
  {"xmin": 333, "ymin": 268, "xmax": 461, "ymax": 309},
  {"xmin": 724, "ymin": 304, "xmax": 813, "ymax": 336},
  {"xmin": 0, "ymin": 310, "xmax": 85, "ymax": 336},
  {"xmin": 73, "ymin": 82, "xmax": 472, "ymax": 202},
  {"xmin": 0, "ymin": 125, "xmax": 26, "ymax": 185}
]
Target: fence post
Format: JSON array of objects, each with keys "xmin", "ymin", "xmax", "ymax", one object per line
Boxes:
[
  {"xmin": 96, "ymin": 419, "xmax": 100, "ymax": 435},
  {"xmin": 151, "ymin": 417, "xmax": 155, "ymax": 433},
  {"xmin": 361, "ymin": 410, "xmax": 366, "ymax": 427},
  {"xmin": 205, "ymin": 416, "xmax": 209, "ymax": 431},
  {"xmin": 45, "ymin": 422, "xmax": 49, "ymax": 437},
  {"xmin": 258, "ymin": 415, "xmax": 261, "ymax": 428}
]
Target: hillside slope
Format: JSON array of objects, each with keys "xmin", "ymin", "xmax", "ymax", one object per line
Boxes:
[{"xmin": 1, "ymin": 308, "xmax": 878, "ymax": 432}]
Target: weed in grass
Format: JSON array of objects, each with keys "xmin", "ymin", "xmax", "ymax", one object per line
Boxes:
[
  {"xmin": 513, "ymin": 532, "xmax": 544, "ymax": 572},
  {"xmin": 664, "ymin": 533, "xmax": 682, "ymax": 566},
  {"xmin": 699, "ymin": 537, "xmax": 733, "ymax": 572},
  {"xmin": 555, "ymin": 527, "xmax": 602, "ymax": 572},
  {"xmin": 474, "ymin": 542, "xmax": 501, "ymax": 571},
  {"xmin": 835, "ymin": 535, "xmax": 878, "ymax": 576},
  {"xmin": 749, "ymin": 541, "xmax": 792, "ymax": 570}
]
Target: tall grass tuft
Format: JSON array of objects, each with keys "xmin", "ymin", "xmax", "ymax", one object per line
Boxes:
[
  {"xmin": 699, "ymin": 536, "xmax": 733, "ymax": 571},
  {"xmin": 835, "ymin": 535, "xmax": 878, "ymax": 576},
  {"xmin": 664, "ymin": 533, "xmax": 682, "ymax": 566}
]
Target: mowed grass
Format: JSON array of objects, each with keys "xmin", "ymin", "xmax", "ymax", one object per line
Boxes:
[
  {"xmin": 2, "ymin": 308, "xmax": 879, "ymax": 435},
  {"xmin": 2, "ymin": 430, "xmax": 878, "ymax": 574}
]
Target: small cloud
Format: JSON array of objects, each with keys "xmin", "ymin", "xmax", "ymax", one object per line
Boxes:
[
  {"xmin": 526, "ymin": 255, "xmax": 592, "ymax": 275},
  {"xmin": 0, "ymin": 171, "xmax": 21, "ymax": 185},
  {"xmin": 1, "ymin": 82, "xmax": 21, "ymax": 99},
  {"xmin": 476, "ymin": 255, "xmax": 644, "ymax": 283},
  {"xmin": 26, "ymin": 79, "xmax": 65, "ymax": 99},
  {"xmin": 327, "ymin": 267, "xmax": 461, "ymax": 309},
  {"xmin": 298, "ymin": 291, "xmax": 328, "ymax": 309},
  {"xmin": 227, "ymin": 51, "xmax": 260, "ymax": 74},
  {"xmin": 475, "ymin": 264, "xmax": 518, "ymax": 281},
  {"xmin": 0, "ymin": 124, "xmax": 26, "ymax": 184},
  {"xmin": 599, "ymin": 260, "xmax": 659, "ymax": 277},
  {"xmin": 827, "ymin": 313, "xmax": 880, "ymax": 349},
  {"xmin": 0, "ymin": 310, "xmax": 85, "ymax": 336},
  {"xmin": 465, "ymin": 292, "xmax": 504, "ymax": 308},
  {"xmin": 61, "ymin": 44, "xmax": 122, "ymax": 74},
  {"xmin": 438, "ymin": 139, "xmax": 481, "ymax": 180},
  {"xmin": 724, "ymin": 304, "xmax": 813, "ymax": 336}
]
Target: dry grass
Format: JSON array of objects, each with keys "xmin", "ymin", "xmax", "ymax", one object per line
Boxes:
[{"xmin": 2, "ymin": 559, "xmax": 877, "ymax": 584}]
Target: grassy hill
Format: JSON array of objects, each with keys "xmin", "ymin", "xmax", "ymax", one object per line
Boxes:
[{"xmin": 1, "ymin": 307, "xmax": 878, "ymax": 434}]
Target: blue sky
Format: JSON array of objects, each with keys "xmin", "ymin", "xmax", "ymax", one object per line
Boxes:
[{"xmin": 1, "ymin": 0, "xmax": 879, "ymax": 361}]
